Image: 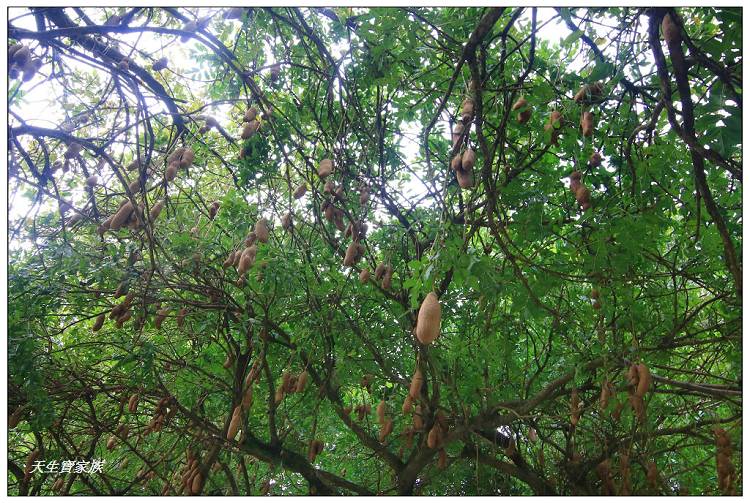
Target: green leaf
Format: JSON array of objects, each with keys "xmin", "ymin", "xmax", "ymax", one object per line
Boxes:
[
  {"xmin": 562, "ymin": 29, "xmax": 584, "ymax": 47},
  {"xmin": 589, "ymin": 60, "xmax": 615, "ymax": 81}
]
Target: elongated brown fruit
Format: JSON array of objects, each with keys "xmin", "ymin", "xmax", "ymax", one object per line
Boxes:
[
  {"xmin": 376, "ymin": 400, "xmax": 386, "ymax": 424},
  {"xmin": 573, "ymin": 86, "xmax": 587, "ymax": 103},
  {"xmin": 402, "ymin": 394, "xmax": 413, "ymax": 414},
  {"xmin": 581, "ymin": 111, "xmax": 594, "ymax": 137},
  {"xmin": 281, "ymin": 370, "xmax": 294, "ymax": 388},
  {"xmin": 243, "ymin": 365, "xmax": 257, "ymax": 389},
  {"xmin": 92, "ymin": 313, "xmax": 106, "ymax": 332},
  {"xmin": 67, "ymin": 213, "xmax": 83, "ymax": 226},
  {"xmin": 165, "ymin": 162, "xmax": 178, "ymax": 182},
  {"xmin": 52, "ymin": 477, "xmax": 64, "ymax": 493},
  {"xmin": 456, "ymin": 169, "xmax": 473, "ymax": 189},
  {"xmin": 452, "ymin": 120, "xmax": 464, "ymax": 147},
  {"xmin": 333, "ymin": 209, "xmax": 346, "ymax": 232},
  {"xmin": 409, "ymin": 368, "xmax": 423, "ymax": 399},
  {"xmin": 180, "ymin": 147, "xmax": 195, "ymax": 168},
  {"xmin": 293, "ymin": 183, "xmax": 307, "ymax": 199},
  {"xmin": 382, "ymin": 265, "xmax": 393, "ymax": 290},
  {"xmin": 128, "ymin": 393, "xmax": 139, "ymax": 413},
  {"xmin": 450, "ymin": 154, "xmax": 462, "ymax": 171},
  {"xmin": 274, "ymin": 384, "xmax": 285, "ymax": 404},
  {"xmin": 379, "ymin": 418, "xmax": 394, "ymax": 442},
  {"xmin": 110, "ymin": 201, "xmax": 134, "ymax": 231},
  {"xmin": 619, "ymin": 453, "xmax": 632, "ymax": 495},
  {"xmin": 281, "ymin": 212, "xmax": 292, "ymax": 230},
  {"xmin": 544, "ymin": 123, "xmax": 559, "ymax": 145},
  {"xmin": 628, "ymin": 393, "xmax": 646, "ymax": 423},
  {"xmin": 343, "ymin": 242, "xmax": 360, "ymax": 266},
  {"xmin": 238, "ymin": 245, "xmax": 257, "ymax": 275},
  {"xmin": 115, "ymin": 310, "xmax": 132, "ymax": 328},
  {"xmin": 9, "ymin": 406, "xmax": 25, "ymax": 429},
  {"xmin": 223, "ymin": 353, "xmax": 234, "ymax": 369},
  {"xmin": 714, "ymin": 427, "xmax": 734, "ymax": 494},
  {"xmin": 461, "ymin": 99, "xmax": 475, "ymax": 123},
  {"xmin": 294, "ymin": 370, "xmax": 310, "ymax": 393},
  {"xmin": 575, "ymin": 186, "xmax": 591, "ymax": 208},
  {"xmin": 570, "ymin": 388, "xmax": 580, "ymax": 426},
  {"xmin": 86, "ymin": 175, "xmax": 98, "ymax": 187},
  {"xmin": 241, "ymin": 121, "xmax": 259, "ymax": 139},
  {"xmin": 222, "ymin": 251, "xmax": 236, "ymax": 269},
  {"xmin": 168, "ymin": 146, "xmax": 186, "ymax": 164},
  {"xmin": 242, "ymin": 385, "xmax": 253, "ymax": 410},
  {"xmin": 190, "ymin": 471, "xmax": 203, "ymax": 495},
  {"xmin": 149, "ymin": 200, "xmax": 165, "ymax": 221},
  {"xmin": 359, "ymin": 187, "xmax": 370, "ymax": 205},
  {"xmin": 254, "ymin": 218, "xmax": 269, "ymax": 243},
  {"xmin": 413, "ymin": 405, "xmax": 424, "ymax": 430},
  {"xmin": 318, "ymin": 159, "xmax": 333, "ymax": 178},
  {"xmin": 359, "ymin": 268, "xmax": 370, "ymax": 284},
  {"xmin": 512, "ymin": 96, "xmax": 527, "ymax": 111},
  {"xmin": 107, "ymin": 436, "xmax": 117, "ymax": 450},
  {"xmin": 116, "ymin": 424, "xmax": 130, "ymax": 439},
  {"xmin": 282, "ymin": 372, "xmax": 295, "ymax": 393},
  {"xmin": 574, "ymin": 82, "xmax": 604, "ymax": 104},
  {"xmin": 110, "ymin": 303, "xmax": 125, "ymax": 320},
  {"xmin": 322, "ymin": 201, "xmax": 334, "ymax": 222},
  {"xmin": 23, "ymin": 449, "xmax": 40, "ymax": 483},
  {"xmin": 128, "ymin": 178, "xmax": 144, "ymax": 194},
  {"xmin": 334, "ymin": 185, "xmax": 346, "ymax": 202},
  {"xmin": 154, "ymin": 308, "xmax": 169, "ymax": 329},
  {"xmin": 242, "ymin": 107, "xmax": 258, "ymax": 123},
  {"xmin": 244, "ymin": 232, "xmax": 257, "ymax": 247},
  {"xmin": 12, "ymin": 45, "xmax": 31, "ymax": 67},
  {"xmin": 518, "ymin": 109, "xmax": 532, "ymax": 123},
  {"xmin": 626, "ymin": 364, "xmax": 639, "ymax": 386},
  {"xmin": 416, "ymin": 292, "xmax": 441, "ymax": 345},
  {"xmin": 427, "ymin": 423, "xmax": 442, "ymax": 449},
  {"xmin": 438, "ymin": 449, "xmax": 448, "ymax": 469},
  {"xmin": 635, "ymin": 363, "xmax": 651, "ymax": 397},
  {"xmin": 152, "ymin": 57, "xmax": 168, "ymax": 71},
  {"xmin": 374, "ymin": 262, "xmax": 386, "ymax": 280},
  {"xmin": 308, "ymin": 439, "xmax": 324, "ymax": 462},
  {"xmin": 64, "ymin": 142, "xmax": 83, "ymax": 159},
  {"xmin": 462, "ymin": 148, "xmax": 476, "ymax": 170},
  {"xmin": 177, "ymin": 308, "xmax": 188, "ymax": 328}
]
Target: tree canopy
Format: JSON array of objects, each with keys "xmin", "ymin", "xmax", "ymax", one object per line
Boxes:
[{"xmin": 7, "ymin": 6, "xmax": 742, "ymax": 496}]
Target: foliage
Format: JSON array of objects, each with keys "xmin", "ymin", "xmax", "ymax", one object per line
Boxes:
[{"xmin": 7, "ymin": 6, "xmax": 742, "ymax": 496}]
